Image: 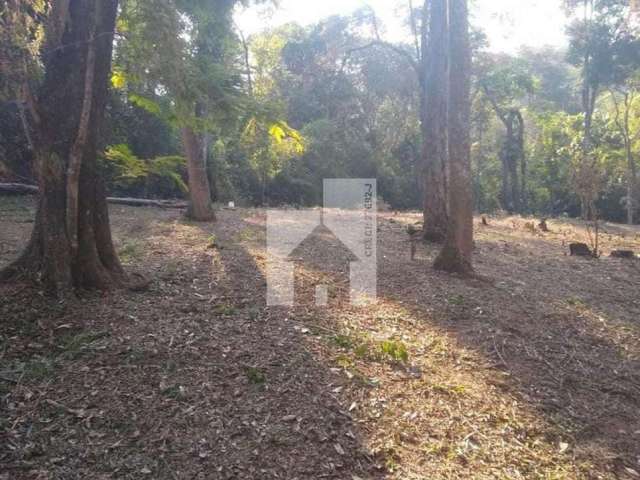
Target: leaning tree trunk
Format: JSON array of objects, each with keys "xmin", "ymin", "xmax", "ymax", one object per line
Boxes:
[
  {"xmin": 421, "ymin": 0, "xmax": 449, "ymax": 242},
  {"xmin": 434, "ymin": 0, "xmax": 473, "ymax": 274},
  {"xmin": 0, "ymin": 0, "xmax": 126, "ymax": 295},
  {"xmin": 181, "ymin": 125, "xmax": 216, "ymax": 222}
]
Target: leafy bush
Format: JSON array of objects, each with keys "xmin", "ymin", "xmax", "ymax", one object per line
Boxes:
[{"xmin": 103, "ymin": 144, "xmax": 188, "ymax": 198}]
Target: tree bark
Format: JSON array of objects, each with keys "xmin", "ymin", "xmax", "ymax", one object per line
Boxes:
[
  {"xmin": 181, "ymin": 125, "xmax": 216, "ymax": 222},
  {"xmin": 422, "ymin": 0, "xmax": 449, "ymax": 242},
  {"xmin": 482, "ymin": 86, "xmax": 525, "ymax": 214},
  {"xmin": 611, "ymin": 90, "xmax": 637, "ymax": 225},
  {"xmin": 1, "ymin": 0, "xmax": 126, "ymax": 295},
  {"xmin": 626, "ymin": 140, "xmax": 636, "ymax": 225},
  {"xmin": 622, "ymin": 94, "xmax": 636, "ymax": 225},
  {"xmin": 578, "ymin": 0, "xmax": 599, "ymax": 221},
  {"xmin": 434, "ymin": 0, "xmax": 474, "ymax": 274}
]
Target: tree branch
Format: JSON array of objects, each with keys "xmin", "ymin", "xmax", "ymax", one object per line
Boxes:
[
  {"xmin": 480, "ymin": 82, "xmax": 508, "ymax": 126},
  {"xmin": 408, "ymin": 0, "xmax": 422, "ymax": 61},
  {"xmin": 341, "ymin": 40, "xmax": 420, "ymax": 78},
  {"xmin": 234, "ymin": 21, "xmax": 253, "ymax": 97}
]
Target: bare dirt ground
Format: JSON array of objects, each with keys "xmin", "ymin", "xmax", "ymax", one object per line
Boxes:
[{"xmin": 1, "ymin": 196, "xmax": 640, "ymax": 479}]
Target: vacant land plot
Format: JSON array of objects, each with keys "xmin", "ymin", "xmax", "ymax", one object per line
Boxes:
[{"xmin": 2, "ymin": 199, "xmax": 640, "ymax": 479}]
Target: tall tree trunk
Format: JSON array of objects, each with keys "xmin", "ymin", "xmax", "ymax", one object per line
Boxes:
[
  {"xmin": 579, "ymin": 0, "xmax": 599, "ymax": 221},
  {"xmin": 422, "ymin": 0, "xmax": 449, "ymax": 242},
  {"xmin": 506, "ymin": 110, "xmax": 524, "ymax": 213},
  {"xmin": 505, "ymin": 114, "xmax": 520, "ymax": 212},
  {"xmin": 181, "ymin": 125, "xmax": 216, "ymax": 222},
  {"xmin": 482, "ymin": 88, "xmax": 525, "ymax": 214},
  {"xmin": 1, "ymin": 0, "xmax": 126, "ymax": 296},
  {"xmin": 434, "ymin": 0, "xmax": 473, "ymax": 274},
  {"xmin": 623, "ymin": 94, "xmax": 636, "ymax": 225},
  {"xmin": 519, "ymin": 111, "xmax": 527, "ymax": 212},
  {"xmin": 500, "ymin": 146, "xmax": 511, "ymax": 211},
  {"xmin": 626, "ymin": 139, "xmax": 636, "ymax": 225},
  {"xmin": 610, "ymin": 90, "xmax": 636, "ymax": 225}
]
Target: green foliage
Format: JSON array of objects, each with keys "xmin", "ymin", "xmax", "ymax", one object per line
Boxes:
[
  {"xmin": 103, "ymin": 144, "xmax": 188, "ymax": 197},
  {"xmin": 379, "ymin": 340, "xmax": 409, "ymax": 363},
  {"xmin": 0, "ymin": 0, "xmax": 46, "ymax": 100},
  {"xmin": 328, "ymin": 330, "xmax": 409, "ymax": 365},
  {"xmin": 118, "ymin": 240, "xmax": 144, "ymax": 263},
  {"xmin": 59, "ymin": 331, "xmax": 110, "ymax": 360},
  {"xmin": 9, "ymin": 356, "xmax": 57, "ymax": 382},
  {"xmin": 105, "ymin": 144, "xmax": 148, "ymax": 181},
  {"xmin": 117, "ymin": 0, "xmax": 245, "ymax": 132},
  {"xmin": 331, "ymin": 334, "xmax": 355, "ymax": 349},
  {"xmin": 244, "ymin": 366, "xmax": 266, "ymax": 384},
  {"xmin": 478, "ymin": 54, "xmax": 538, "ymax": 112},
  {"xmin": 3, "ymin": 2, "xmax": 631, "ymax": 222},
  {"xmin": 447, "ymin": 294, "xmax": 465, "ymax": 306}
]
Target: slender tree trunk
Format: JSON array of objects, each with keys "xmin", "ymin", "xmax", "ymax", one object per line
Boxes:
[
  {"xmin": 519, "ymin": 111, "xmax": 527, "ymax": 212},
  {"xmin": 181, "ymin": 125, "xmax": 216, "ymax": 221},
  {"xmin": 1, "ymin": 0, "xmax": 126, "ymax": 296},
  {"xmin": 422, "ymin": 0, "xmax": 449, "ymax": 242},
  {"xmin": 610, "ymin": 90, "xmax": 636, "ymax": 225},
  {"xmin": 482, "ymin": 88, "xmax": 525, "ymax": 214},
  {"xmin": 506, "ymin": 115, "xmax": 519, "ymax": 212},
  {"xmin": 579, "ymin": 0, "xmax": 599, "ymax": 221},
  {"xmin": 626, "ymin": 140, "xmax": 636, "ymax": 225},
  {"xmin": 622, "ymin": 93, "xmax": 636, "ymax": 225},
  {"xmin": 508, "ymin": 111, "xmax": 523, "ymax": 213},
  {"xmin": 500, "ymin": 146, "xmax": 511, "ymax": 211},
  {"xmin": 434, "ymin": 0, "xmax": 473, "ymax": 274}
]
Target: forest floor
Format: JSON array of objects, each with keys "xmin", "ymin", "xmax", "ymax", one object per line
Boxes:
[{"xmin": 1, "ymin": 196, "xmax": 640, "ymax": 480}]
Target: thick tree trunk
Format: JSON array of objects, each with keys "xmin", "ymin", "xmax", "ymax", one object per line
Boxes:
[
  {"xmin": 422, "ymin": 0, "xmax": 449, "ymax": 242},
  {"xmin": 1, "ymin": 0, "xmax": 126, "ymax": 295},
  {"xmin": 434, "ymin": 0, "xmax": 473, "ymax": 274},
  {"xmin": 181, "ymin": 126, "xmax": 216, "ymax": 222}
]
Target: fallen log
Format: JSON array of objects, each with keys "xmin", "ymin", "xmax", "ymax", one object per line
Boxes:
[
  {"xmin": 106, "ymin": 197, "xmax": 187, "ymax": 209},
  {"xmin": 610, "ymin": 250, "xmax": 635, "ymax": 259},
  {"xmin": 0, "ymin": 183, "xmax": 38, "ymax": 195},
  {"xmin": 569, "ymin": 242, "xmax": 594, "ymax": 257},
  {"xmin": 0, "ymin": 183, "xmax": 187, "ymax": 209}
]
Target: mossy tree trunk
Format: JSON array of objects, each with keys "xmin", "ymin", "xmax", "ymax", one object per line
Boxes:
[{"xmin": 1, "ymin": 0, "xmax": 125, "ymax": 295}]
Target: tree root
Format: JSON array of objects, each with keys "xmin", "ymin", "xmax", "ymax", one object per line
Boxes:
[{"xmin": 434, "ymin": 245, "xmax": 473, "ymax": 275}]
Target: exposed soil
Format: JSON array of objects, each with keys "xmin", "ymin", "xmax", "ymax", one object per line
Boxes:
[{"xmin": 1, "ymin": 197, "xmax": 640, "ymax": 479}]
